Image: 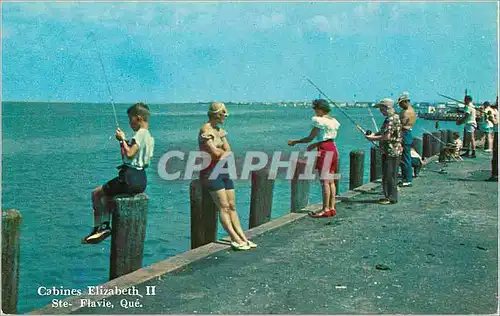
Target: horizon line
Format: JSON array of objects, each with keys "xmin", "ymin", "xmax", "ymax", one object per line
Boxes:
[{"xmin": 2, "ymin": 99, "xmax": 481, "ymax": 105}]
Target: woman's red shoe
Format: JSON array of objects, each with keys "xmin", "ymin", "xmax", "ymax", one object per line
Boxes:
[{"xmin": 310, "ymin": 209, "xmax": 334, "ymax": 218}]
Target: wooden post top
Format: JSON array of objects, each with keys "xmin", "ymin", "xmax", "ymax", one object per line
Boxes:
[
  {"xmin": 2, "ymin": 209, "xmax": 21, "ymax": 221},
  {"xmin": 113, "ymin": 193, "xmax": 149, "ymax": 201}
]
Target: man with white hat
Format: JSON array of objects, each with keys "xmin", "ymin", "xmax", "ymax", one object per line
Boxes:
[
  {"xmin": 366, "ymin": 98, "xmax": 403, "ymax": 205},
  {"xmin": 397, "ymin": 92, "xmax": 417, "ymax": 187}
]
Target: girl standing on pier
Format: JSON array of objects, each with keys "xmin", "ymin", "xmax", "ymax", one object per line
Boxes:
[
  {"xmin": 288, "ymin": 99, "xmax": 341, "ymax": 218},
  {"xmin": 198, "ymin": 102, "xmax": 257, "ymax": 251}
]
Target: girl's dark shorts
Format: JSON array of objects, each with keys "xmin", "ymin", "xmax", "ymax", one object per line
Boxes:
[
  {"xmin": 200, "ymin": 169, "xmax": 235, "ymax": 192},
  {"xmin": 102, "ymin": 166, "xmax": 147, "ymax": 197}
]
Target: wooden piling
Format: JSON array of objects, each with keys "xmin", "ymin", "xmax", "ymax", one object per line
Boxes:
[
  {"xmin": 370, "ymin": 147, "xmax": 382, "ymax": 182},
  {"xmin": 431, "ymin": 132, "xmax": 442, "ymax": 155},
  {"xmin": 110, "ymin": 194, "xmax": 149, "ymax": 280},
  {"xmin": 249, "ymin": 168, "xmax": 275, "ymax": 228},
  {"xmin": 190, "ymin": 180, "xmax": 218, "ymax": 249},
  {"xmin": 291, "ymin": 160, "xmax": 310, "ymax": 212},
  {"xmin": 475, "ymin": 129, "xmax": 484, "ymax": 141},
  {"xmin": 412, "ymin": 137, "xmax": 423, "ymax": 157},
  {"xmin": 2, "ymin": 209, "xmax": 21, "ymax": 314},
  {"xmin": 440, "ymin": 130, "xmax": 448, "ymax": 147},
  {"xmin": 335, "ymin": 156, "xmax": 341, "ymax": 195},
  {"xmin": 484, "ymin": 132, "xmax": 490, "ymax": 150},
  {"xmin": 349, "ymin": 150, "xmax": 364, "ymax": 190},
  {"xmin": 423, "ymin": 133, "xmax": 433, "ymax": 158},
  {"xmin": 446, "ymin": 129, "xmax": 454, "ymax": 144}
]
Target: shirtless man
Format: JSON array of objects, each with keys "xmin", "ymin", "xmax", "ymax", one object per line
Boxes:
[{"xmin": 397, "ymin": 92, "xmax": 417, "ymax": 187}]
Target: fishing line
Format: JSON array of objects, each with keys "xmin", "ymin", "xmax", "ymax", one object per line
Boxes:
[
  {"xmin": 304, "ymin": 77, "xmax": 385, "ymax": 153},
  {"xmin": 421, "ymin": 128, "xmax": 449, "ymax": 146},
  {"xmin": 437, "ymin": 93, "xmax": 486, "ymax": 114},
  {"xmin": 89, "ymin": 33, "xmax": 120, "ymax": 129},
  {"xmin": 367, "ymin": 106, "xmax": 379, "ymax": 132},
  {"xmin": 304, "ymin": 77, "xmax": 367, "ymax": 134},
  {"xmin": 87, "ymin": 32, "xmax": 125, "ymax": 159}
]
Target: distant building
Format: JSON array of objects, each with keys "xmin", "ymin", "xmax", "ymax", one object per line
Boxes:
[{"xmin": 416, "ymin": 102, "xmax": 435, "ymax": 114}]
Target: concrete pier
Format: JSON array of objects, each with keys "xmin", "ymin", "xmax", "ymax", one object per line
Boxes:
[{"xmin": 31, "ymin": 151, "xmax": 497, "ymax": 315}]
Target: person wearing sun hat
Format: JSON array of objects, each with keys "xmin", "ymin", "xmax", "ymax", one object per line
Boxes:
[
  {"xmin": 288, "ymin": 99, "xmax": 341, "ymax": 217},
  {"xmin": 397, "ymin": 91, "xmax": 417, "ymax": 187},
  {"xmin": 366, "ymin": 98, "xmax": 403, "ymax": 205}
]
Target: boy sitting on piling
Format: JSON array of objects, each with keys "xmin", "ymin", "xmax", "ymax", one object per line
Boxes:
[
  {"xmin": 83, "ymin": 103, "xmax": 154, "ymax": 244},
  {"xmin": 439, "ymin": 132, "xmax": 462, "ymax": 162},
  {"xmin": 410, "ymin": 147, "xmax": 424, "ymax": 178}
]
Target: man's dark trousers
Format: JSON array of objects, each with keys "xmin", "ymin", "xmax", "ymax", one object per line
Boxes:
[{"xmin": 382, "ymin": 154, "xmax": 400, "ymax": 203}]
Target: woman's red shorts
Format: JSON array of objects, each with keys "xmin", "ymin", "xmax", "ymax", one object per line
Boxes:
[{"xmin": 315, "ymin": 140, "xmax": 339, "ymax": 173}]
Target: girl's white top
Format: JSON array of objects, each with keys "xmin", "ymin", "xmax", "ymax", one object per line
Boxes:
[
  {"xmin": 124, "ymin": 128, "xmax": 155, "ymax": 170},
  {"xmin": 312, "ymin": 116, "xmax": 340, "ymax": 142}
]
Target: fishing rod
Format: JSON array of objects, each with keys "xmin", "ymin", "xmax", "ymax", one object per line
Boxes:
[
  {"xmin": 421, "ymin": 128, "xmax": 449, "ymax": 146},
  {"xmin": 304, "ymin": 77, "xmax": 384, "ymax": 152},
  {"xmin": 88, "ymin": 32, "xmax": 125, "ymax": 159},
  {"xmin": 305, "ymin": 77, "xmax": 368, "ymax": 134},
  {"xmin": 437, "ymin": 93, "xmax": 486, "ymax": 114},
  {"xmin": 89, "ymin": 33, "xmax": 120, "ymax": 129},
  {"xmin": 367, "ymin": 106, "xmax": 379, "ymax": 132}
]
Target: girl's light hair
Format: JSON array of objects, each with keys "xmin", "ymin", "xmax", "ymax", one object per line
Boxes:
[{"xmin": 208, "ymin": 102, "xmax": 227, "ymax": 118}]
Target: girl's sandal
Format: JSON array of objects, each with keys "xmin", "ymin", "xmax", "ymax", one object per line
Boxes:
[
  {"xmin": 246, "ymin": 240, "xmax": 257, "ymax": 248},
  {"xmin": 310, "ymin": 209, "xmax": 333, "ymax": 218},
  {"xmin": 231, "ymin": 241, "xmax": 250, "ymax": 251}
]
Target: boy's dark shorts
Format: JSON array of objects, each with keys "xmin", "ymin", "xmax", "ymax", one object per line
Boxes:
[{"xmin": 102, "ymin": 165, "xmax": 147, "ymax": 197}]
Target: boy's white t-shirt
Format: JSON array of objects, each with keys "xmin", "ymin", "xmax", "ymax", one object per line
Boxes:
[{"xmin": 123, "ymin": 128, "xmax": 154, "ymax": 170}]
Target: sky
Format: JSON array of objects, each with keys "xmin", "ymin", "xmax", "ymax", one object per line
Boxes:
[{"xmin": 1, "ymin": 1, "xmax": 499, "ymax": 103}]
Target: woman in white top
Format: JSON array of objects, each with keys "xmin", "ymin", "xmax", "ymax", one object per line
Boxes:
[{"xmin": 288, "ymin": 99, "xmax": 341, "ymax": 218}]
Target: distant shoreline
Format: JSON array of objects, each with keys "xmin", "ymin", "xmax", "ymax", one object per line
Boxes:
[{"xmin": 2, "ymin": 100, "xmax": 462, "ymax": 108}]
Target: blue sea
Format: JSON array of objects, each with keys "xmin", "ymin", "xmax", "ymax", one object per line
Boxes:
[{"xmin": 1, "ymin": 102, "xmax": 462, "ymax": 313}]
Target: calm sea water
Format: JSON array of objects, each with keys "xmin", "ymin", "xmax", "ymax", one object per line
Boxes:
[{"xmin": 1, "ymin": 102, "xmax": 462, "ymax": 312}]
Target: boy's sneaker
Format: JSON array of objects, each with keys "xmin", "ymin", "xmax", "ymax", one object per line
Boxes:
[
  {"xmin": 485, "ymin": 149, "xmax": 493, "ymax": 152},
  {"xmin": 82, "ymin": 224, "xmax": 112, "ymax": 244},
  {"xmin": 399, "ymin": 182, "xmax": 412, "ymax": 187}
]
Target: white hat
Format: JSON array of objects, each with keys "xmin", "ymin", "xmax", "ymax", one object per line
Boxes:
[
  {"xmin": 374, "ymin": 98, "xmax": 394, "ymax": 109},
  {"xmin": 398, "ymin": 92, "xmax": 410, "ymax": 103}
]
